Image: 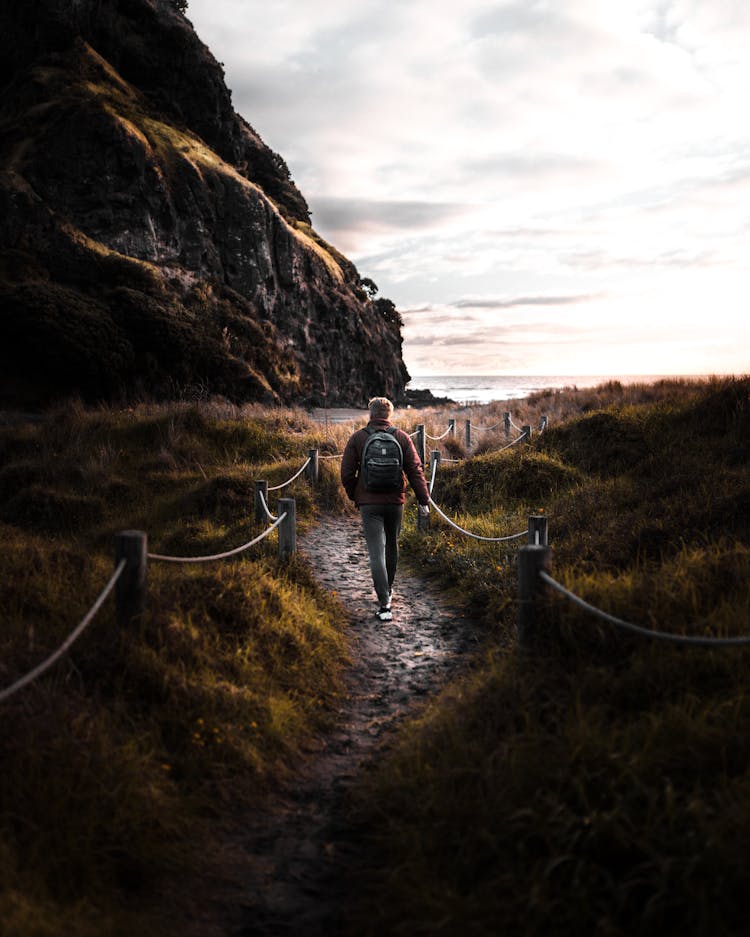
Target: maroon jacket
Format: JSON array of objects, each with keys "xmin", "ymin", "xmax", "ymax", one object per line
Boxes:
[{"xmin": 341, "ymin": 418, "xmax": 430, "ymax": 507}]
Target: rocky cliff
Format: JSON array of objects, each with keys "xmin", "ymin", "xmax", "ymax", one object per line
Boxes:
[{"xmin": 0, "ymin": 0, "xmax": 409, "ymax": 406}]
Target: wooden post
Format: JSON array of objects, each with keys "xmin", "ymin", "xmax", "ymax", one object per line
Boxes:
[
  {"xmin": 254, "ymin": 480, "xmax": 269, "ymax": 523},
  {"xmin": 114, "ymin": 530, "xmax": 147, "ymax": 628},
  {"xmin": 415, "ymin": 424, "xmax": 426, "ymax": 465},
  {"xmin": 430, "ymin": 449, "xmax": 441, "ymax": 473},
  {"xmin": 540, "ymin": 415, "xmax": 548, "ymax": 432},
  {"xmin": 465, "ymin": 419, "xmax": 471, "ymax": 450},
  {"xmin": 307, "ymin": 448, "xmax": 319, "ymax": 484},
  {"xmin": 278, "ymin": 497, "xmax": 296, "ymax": 561},
  {"xmin": 504, "ymin": 411, "xmax": 511, "ymax": 440},
  {"xmin": 528, "ymin": 514, "xmax": 548, "ymax": 546},
  {"xmin": 522, "ymin": 424, "xmax": 532, "ymax": 442},
  {"xmin": 448, "ymin": 418, "xmax": 456, "ymax": 438},
  {"xmin": 518, "ymin": 545, "xmax": 551, "ymax": 648}
]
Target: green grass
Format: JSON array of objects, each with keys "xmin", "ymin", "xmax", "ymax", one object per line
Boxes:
[{"xmin": 348, "ymin": 375, "xmax": 750, "ymax": 937}]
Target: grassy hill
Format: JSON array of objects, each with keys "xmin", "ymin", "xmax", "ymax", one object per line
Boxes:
[
  {"xmin": 1, "ymin": 376, "xmax": 748, "ymax": 935},
  {"xmin": 0, "ymin": 401, "xmax": 351, "ymax": 936},
  {"xmin": 349, "ymin": 376, "xmax": 750, "ymax": 936}
]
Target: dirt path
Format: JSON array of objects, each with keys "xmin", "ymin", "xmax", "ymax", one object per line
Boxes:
[{"xmin": 234, "ymin": 511, "xmax": 482, "ymax": 936}]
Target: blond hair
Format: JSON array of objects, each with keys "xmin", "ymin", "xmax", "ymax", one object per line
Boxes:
[{"xmin": 368, "ymin": 396, "xmax": 394, "ymax": 419}]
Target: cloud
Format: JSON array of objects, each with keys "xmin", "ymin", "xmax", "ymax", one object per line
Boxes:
[
  {"xmin": 309, "ymin": 197, "xmax": 474, "ymax": 250},
  {"xmin": 185, "ymin": 0, "xmax": 750, "ymax": 377},
  {"xmin": 453, "ymin": 294, "xmax": 603, "ymax": 311},
  {"xmin": 462, "ymin": 151, "xmax": 606, "ymax": 186}
]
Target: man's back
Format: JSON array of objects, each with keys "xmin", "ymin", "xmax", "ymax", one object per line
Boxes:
[{"xmin": 341, "ymin": 417, "xmax": 429, "ymax": 507}]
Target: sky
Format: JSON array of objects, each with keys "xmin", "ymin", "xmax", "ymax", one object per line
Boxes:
[{"xmin": 185, "ymin": 0, "xmax": 750, "ymax": 378}]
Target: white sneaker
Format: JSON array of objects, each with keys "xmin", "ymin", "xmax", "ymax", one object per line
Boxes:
[{"xmin": 376, "ymin": 607, "xmax": 393, "ymax": 622}]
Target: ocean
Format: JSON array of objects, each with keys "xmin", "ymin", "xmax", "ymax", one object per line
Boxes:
[{"xmin": 407, "ymin": 374, "xmax": 685, "ymax": 405}]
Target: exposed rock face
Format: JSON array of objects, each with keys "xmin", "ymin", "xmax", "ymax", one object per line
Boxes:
[{"xmin": 0, "ymin": 0, "xmax": 409, "ymax": 406}]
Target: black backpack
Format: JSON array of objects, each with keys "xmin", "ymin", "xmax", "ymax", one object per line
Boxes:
[{"xmin": 361, "ymin": 426, "xmax": 404, "ymax": 493}]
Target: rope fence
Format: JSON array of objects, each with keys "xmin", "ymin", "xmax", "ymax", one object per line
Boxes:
[
  {"xmin": 498, "ymin": 429, "xmax": 530, "ymax": 451},
  {"xmin": 515, "ymin": 538, "xmax": 750, "ymax": 651},
  {"xmin": 422, "ymin": 443, "xmax": 750, "ymax": 653},
  {"xmin": 471, "ymin": 420, "xmax": 503, "ymax": 433},
  {"xmin": 538, "ymin": 570, "xmax": 750, "ymax": 647},
  {"xmin": 1, "ymin": 409, "xmax": 545, "ymax": 703},
  {"xmin": 9, "ymin": 405, "xmax": 731, "ymax": 704},
  {"xmin": 462, "ymin": 414, "xmax": 545, "ymax": 450},
  {"xmin": 0, "ymin": 454, "xmax": 322, "ymax": 704},
  {"xmin": 147, "ymin": 513, "xmax": 287, "ymax": 564},
  {"xmin": 428, "ymin": 455, "xmax": 438, "ymax": 496},
  {"xmin": 427, "ymin": 497, "xmax": 528, "ymax": 542},
  {"xmin": 267, "ymin": 456, "xmax": 312, "ymax": 491},
  {"xmin": 420, "ymin": 447, "xmax": 535, "ymax": 542},
  {"xmin": 256, "ymin": 486, "xmax": 277, "ymax": 522},
  {"xmin": 425, "ymin": 425, "xmax": 454, "ymax": 441},
  {"xmin": 0, "ymin": 560, "xmax": 127, "ymax": 705}
]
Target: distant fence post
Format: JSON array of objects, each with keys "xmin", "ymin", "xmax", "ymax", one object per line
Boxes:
[
  {"xmin": 114, "ymin": 530, "xmax": 147, "ymax": 628},
  {"xmin": 307, "ymin": 448, "xmax": 319, "ymax": 484},
  {"xmin": 504, "ymin": 411, "xmax": 511, "ymax": 440},
  {"xmin": 465, "ymin": 419, "xmax": 471, "ymax": 450},
  {"xmin": 522, "ymin": 424, "xmax": 532, "ymax": 442},
  {"xmin": 278, "ymin": 497, "xmax": 296, "ymax": 561},
  {"xmin": 540, "ymin": 415, "xmax": 548, "ymax": 431},
  {"xmin": 517, "ymin": 544, "xmax": 552, "ymax": 648},
  {"xmin": 254, "ymin": 480, "xmax": 269, "ymax": 523},
  {"xmin": 448, "ymin": 418, "xmax": 456, "ymax": 438},
  {"xmin": 415, "ymin": 424, "xmax": 426, "ymax": 465},
  {"xmin": 528, "ymin": 514, "xmax": 548, "ymax": 546}
]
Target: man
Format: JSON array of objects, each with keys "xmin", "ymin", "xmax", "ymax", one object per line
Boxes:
[{"xmin": 341, "ymin": 396, "xmax": 430, "ymax": 621}]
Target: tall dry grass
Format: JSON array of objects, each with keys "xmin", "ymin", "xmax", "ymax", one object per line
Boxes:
[
  {"xmin": 348, "ymin": 375, "xmax": 750, "ymax": 937},
  {"xmin": 0, "ymin": 401, "xmax": 351, "ymax": 936}
]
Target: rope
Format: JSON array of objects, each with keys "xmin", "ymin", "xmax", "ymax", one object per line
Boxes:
[
  {"xmin": 148, "ymin": 514, "xmax": 287, "ymax": 564},
  {"xmin": 267, "ymin": 457, "xmax": 311, "ymax": 491},
  {"xmin": 429, "ymin": 459, "xmax": 438, "ymax": 496},
  {"xmin": 319, "ymin": 453, "xmax": 343, "ymax": 460},
  {"xmin": 257, "ymin": 488, "xmax": 277, "ymax": 522},
  {"xmin": 440, "ymin": 457, "xmax": 463, "ymax": 463},
  {"xmin": 425, "ymin": 427, "xmax": 452, "ymax": 441},
  {"xmin": 0, "ymin": 559, "xmax": 127, "ymax": 705},
  {"xmin": 498, "ymin": 430, "xmax": 529, "ymax": 451},
  {"xmin": 509, "ymin": 417, "xmax": 524, "ymax": 432},
  {"xmin": 472, "ymin": 421, "xmax": 503, "ymax": 433},
  {"xmin": 409, "ymin": 430, "xmax": 420, "ymax": 438},
  {"xmin": 428, "ymin": 497, "xmax": 527, "ymax": 542},
  {"xmin": 540, "ymin": 572, "xmax": 750, "ymax": 646}
]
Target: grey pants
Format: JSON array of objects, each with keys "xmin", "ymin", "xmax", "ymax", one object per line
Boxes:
[{"xmin": 359, "ymin": 503, "xmax": 403, "ymax": 606}]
